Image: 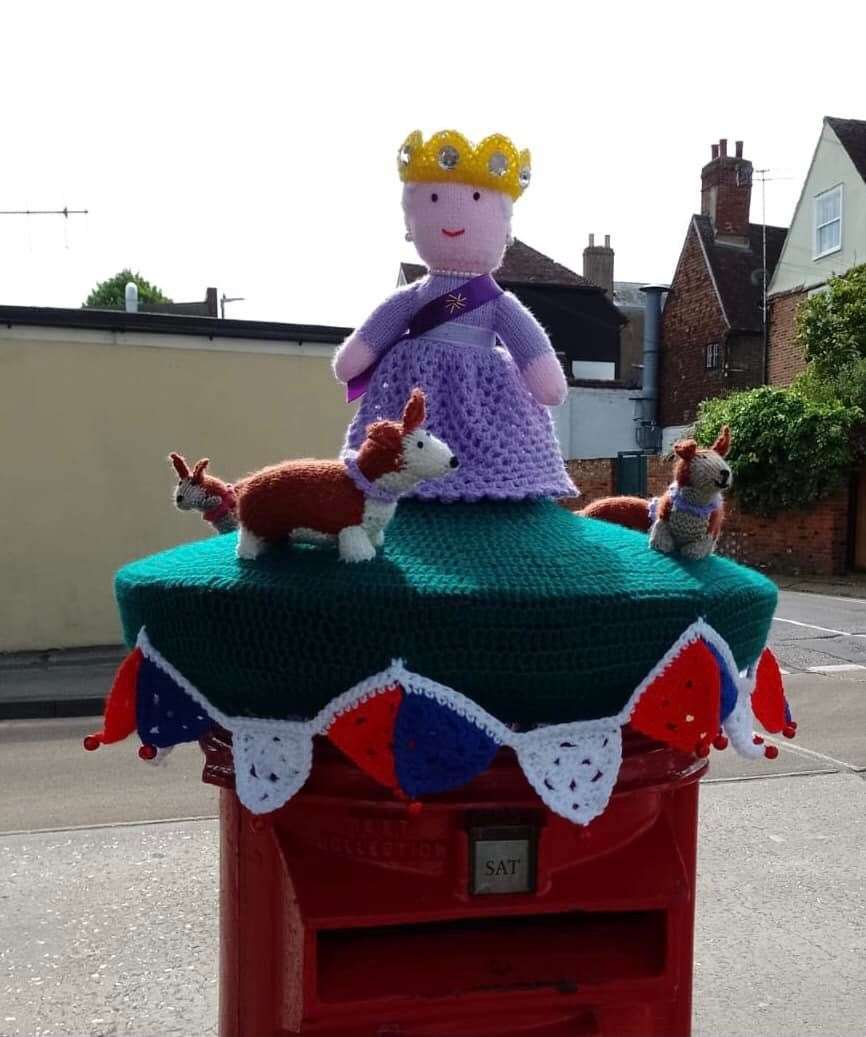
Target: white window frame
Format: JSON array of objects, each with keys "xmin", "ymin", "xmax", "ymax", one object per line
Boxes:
[
  {"xmin": 705, "ymin": 342, "xmax": 720, "ymax": 371},
  {"xmin": 814, "ymin": 184, "xmax": 843, "ymax": 260}
]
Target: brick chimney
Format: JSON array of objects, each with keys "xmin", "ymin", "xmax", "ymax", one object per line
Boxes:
[
  {"xmin": 582, "ymin": 233, "xmax": 614, "ymax": 297},
  {"xmin": 701, "ymin": 138, "xmax": 752, "ymax": 245}
]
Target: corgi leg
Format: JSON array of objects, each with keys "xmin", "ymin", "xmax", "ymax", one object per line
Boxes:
[
  {"xmin": 236, "ymin": 524, "xmax": 265, "ymax": 560},
  {"xmin": 680, "ymin": 534, "xmax": 715, "ymax": 561},
  {"xmin": 338, "ymin": 525, "xmax": 376, "ymax": 563},
  {"xmin": 649, "ymin": 519, "xmax": 675, "ymax": 554}
]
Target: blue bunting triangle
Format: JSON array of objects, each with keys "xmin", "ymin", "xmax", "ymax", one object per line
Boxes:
[
  {"xmin": 136, "ymin": 657, "xmax": 212, "ymax": 749},
  {"xmin": 393, "ymin": 691, "xmax": 500, "ymax": 797}
]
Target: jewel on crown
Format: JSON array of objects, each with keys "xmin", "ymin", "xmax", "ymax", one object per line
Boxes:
[{"xmin": 397, "ymin": 130, "xmax": 532, "ymax": 201}]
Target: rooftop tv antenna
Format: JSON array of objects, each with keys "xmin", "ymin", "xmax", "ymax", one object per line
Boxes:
[
  {"xmin": 0, "ymin": 206, "xmax": 89, "ymax": 250},
  {"xmin": 0, "ymin": 206, "xmax": 88, "ymax": 218},
  {"xmin": 747, "ymin": 168, "xmax": 794, "ymax": 382},
  {"xmin": 220, "ymin": 292, "xmax": 246, "ymax": 319}
]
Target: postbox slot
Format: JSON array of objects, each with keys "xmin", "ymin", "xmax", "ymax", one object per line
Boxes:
[{"xmin": 316, "ymin": 909, "xmax": 666, "ymax": 1004}]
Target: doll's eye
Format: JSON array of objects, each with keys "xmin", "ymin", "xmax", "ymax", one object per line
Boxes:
[
  {"xmin": 473, "ymin": 191, "xmax": 480, "ymax": 201},
  {"xmin": 417, "ymin": 440, "xmax": 424, "ymax": 448},
  {"xmin": 431, "ymin": 193, "xmax": 438, "ymax": 202}
]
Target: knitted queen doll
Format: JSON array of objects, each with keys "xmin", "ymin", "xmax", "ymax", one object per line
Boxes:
[{"xmin": 333, "ymin": 130, "xmax": 576, "ymax": 502}]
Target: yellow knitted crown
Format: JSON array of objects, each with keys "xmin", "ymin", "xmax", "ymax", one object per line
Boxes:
[{"xmin": 397, "ymin": 130, "xmax": 531, "ymax": 201}]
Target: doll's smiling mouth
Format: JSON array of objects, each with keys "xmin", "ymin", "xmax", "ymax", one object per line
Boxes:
[{"xmin": 441, "ymin": 228, "xmax": 466, "ymax": 237}]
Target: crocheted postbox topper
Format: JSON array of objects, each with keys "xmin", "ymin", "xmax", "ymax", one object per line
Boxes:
[{"xmin": 86, "ymin": 620, "xmax": 796, "ymax": 824}]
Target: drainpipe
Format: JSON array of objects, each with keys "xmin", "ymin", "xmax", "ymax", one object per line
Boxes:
[{"xmin": 633, "ymin": 284, "xmax": 669, "ymax": 451}]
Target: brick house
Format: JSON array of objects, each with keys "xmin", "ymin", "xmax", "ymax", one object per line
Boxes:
[
  {"xmin": 767, "ymin": 116, "xmax": 866, "ymax": 385},
  {"xmin": 659, "ymin": 140, "xmax": 786, "ymax": 446}
]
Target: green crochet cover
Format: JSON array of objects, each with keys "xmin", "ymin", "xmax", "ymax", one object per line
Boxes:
[{"xmin": 115, "ymin": 500, "xmax": 777, "ymax": 726}]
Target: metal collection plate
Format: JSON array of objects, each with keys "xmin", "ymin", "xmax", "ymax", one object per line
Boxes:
[{"xmin": 469, "ymin": 824, "xmax": 537, "ymax": 896}]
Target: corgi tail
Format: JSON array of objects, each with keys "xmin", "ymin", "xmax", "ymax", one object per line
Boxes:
[{"xmin": 581, "ymin": 496, "xmax": 652, "ymax": 533}]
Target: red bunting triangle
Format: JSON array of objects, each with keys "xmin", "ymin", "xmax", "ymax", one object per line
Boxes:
[
  {"xmin": 326, "ymin": 684, "xmax": 403, "ymax": 789},
  {"xmin": 631, "ymin": 639, "xmax": 721, "ymax": 755},
  {"xmin": 84, "ymin": 647, "xmax": 142, "ymax": 750},
  {"xmin": 751, "ymin": 648, "xmax": 787, "ymax": 734}
]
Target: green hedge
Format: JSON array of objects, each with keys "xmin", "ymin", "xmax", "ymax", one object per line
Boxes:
[{"xmin": 694, "ymin": 387, "xmax": 859, "ymax": 515}]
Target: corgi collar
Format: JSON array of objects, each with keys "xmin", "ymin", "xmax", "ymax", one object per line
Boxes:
[
  {"xmin": 668, "ymin": 482, "xmax": 721, "ymax": 520},
  {"xmin": 344, "ymin": 456, "xmax": 404, "ymax": 504}
]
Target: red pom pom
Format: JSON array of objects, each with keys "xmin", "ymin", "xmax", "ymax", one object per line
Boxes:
[
  {"xmin": 782, "ymin": 724, "xmax": 797, "ymax": 740},
  {"xmin": 764, "ymin": 744, "xmax": 779, "ymax": 760},
  {"xmin": 753, "ymin": 735, "xmax": 764, "ymax": 745},
  {"xmin": 713, "ymin": 734, "xmax": 729, "ymax": 751},
  {"xmin": 138, "ymin": 743, "xmax": 158, "ymax": 761},
  {"xmin": 406, "ymin": 800, "xmax": 424, "ymax": 817},
  {"xmin": 83, "ymin": 734, "xmax": 102, "ymax": 752}
]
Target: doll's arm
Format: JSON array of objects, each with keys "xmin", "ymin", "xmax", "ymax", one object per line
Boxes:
[
  {"xmin": 494, "ymin": 293, "xmax": 568, "ymax": 406},
  {"xmin": 333, "ymin": 282, "xmax": 418, "ymax": 382}
]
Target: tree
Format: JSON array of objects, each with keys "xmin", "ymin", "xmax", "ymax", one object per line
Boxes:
[
  {"xmin": 84, "ymin": 269, "xmax": 172, "ymax": 308},
  {"xmin": 796, "ymin": 263, "xmax": 866, "ymax": 406}
]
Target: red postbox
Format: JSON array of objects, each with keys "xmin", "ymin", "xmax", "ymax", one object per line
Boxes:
[{"xmin": 202, "ymin": 728, "xmax": 706, "ymax": 1037}]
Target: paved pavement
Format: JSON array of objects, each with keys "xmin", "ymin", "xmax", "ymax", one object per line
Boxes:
[{"xmin": 1, "ymin": 589, "xmax": 865, "ymax": 1035}]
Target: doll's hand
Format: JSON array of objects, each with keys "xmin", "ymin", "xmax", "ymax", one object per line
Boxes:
[
  {"xmin": 333, "ymin": 333, "xmax": 375, "ymax": 383},
  {"xmin": 521, "ymin": 352, "xmax": 568, "ymax": 406}
]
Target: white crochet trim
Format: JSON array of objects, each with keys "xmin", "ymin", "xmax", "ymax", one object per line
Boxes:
[{"xmin": 135, "ymin": 619, "xmax": 768, "ymax": 820}]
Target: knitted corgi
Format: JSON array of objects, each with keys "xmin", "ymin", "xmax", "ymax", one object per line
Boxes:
[
  {"xmin": 236, "ymin": 389, "xmax": 457, "ymax": 563},
  {"xmin": 169, "ymin": 453, "xmax": 238, "ymax": 534},
  {"xmin": 582, "ymin": 426, "xmax": 732, "ymax": 561}
]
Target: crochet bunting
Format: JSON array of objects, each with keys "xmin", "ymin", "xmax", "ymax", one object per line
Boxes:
[
  {"xmin": 326, "ymin": 685, "xmax": 403, "ymax": 790},
  {"xmin": 136, "ymin": 657, "xmax": 212, "ymax": 750},
  {"xmin": 83, "ymin": 647, "xmax": 141, "ymax": 750},
  {"xmin": 84, "ymin": 622, "xmax": 794, "ymax": 825},
  {"xmin": 751, "ymin": 648, "xmax": 796, "ymax": 737},
  {"xmin": 392, "ymin": 691, "xmax": 500, "ymax": 797},
  {"xmin": 630, "ymin": 639, "xmax": 721, "ymax": 756}
]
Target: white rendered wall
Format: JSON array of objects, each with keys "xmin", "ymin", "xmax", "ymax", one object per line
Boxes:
[
  {"xmin": 554, "ymin": 386, "xmax": 636, "ymax": 459},
  {"xmin": 769, "ymin": 122, "xmax": 866, "ymax": 296}
]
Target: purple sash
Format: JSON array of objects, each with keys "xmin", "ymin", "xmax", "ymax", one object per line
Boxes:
[{"xmin": 346, "ymin": 273, "xmax": 503, "ymax": 402}]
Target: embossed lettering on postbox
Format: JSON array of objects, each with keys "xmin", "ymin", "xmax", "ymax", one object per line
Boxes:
[{"xmin": 470, "ymin": 825, "xmax": 536, "ymax": 895}]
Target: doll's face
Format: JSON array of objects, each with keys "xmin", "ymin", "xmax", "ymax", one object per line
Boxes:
[{"xmin": 402, "ymin": 182, "xmax": 512, "ymax": 274}]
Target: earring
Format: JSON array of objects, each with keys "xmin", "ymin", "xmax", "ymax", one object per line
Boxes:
[{"xmin": 405, "ymin": 231, "xmax": 413, "ymax": 241}]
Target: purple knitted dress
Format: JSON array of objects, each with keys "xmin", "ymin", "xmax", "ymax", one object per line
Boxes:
[{"xmin": 343, "ymin": 273, "xmax": 576, "ymax": 502}]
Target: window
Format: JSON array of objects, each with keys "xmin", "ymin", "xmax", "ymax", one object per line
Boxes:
[
  {"xmin": 814, "ymin": 185, "xmax": 842, "ymax": 259},
  {"xmin": 705, "ymin": 342, "xmax": 720, "ymax": 370}
]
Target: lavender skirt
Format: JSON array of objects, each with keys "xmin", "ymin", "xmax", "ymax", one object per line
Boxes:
[{"xmin": 342, "ymin": 333, "xmax": 576, "ymax": 502}]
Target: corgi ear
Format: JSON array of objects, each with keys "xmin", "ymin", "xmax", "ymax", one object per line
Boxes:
[
  {"xmin": 191, "ymin": 458, "xmax": 209, "ymax": 483},
  {"xmin": 169, "ymin": 452, "xmax": 190, "ymax": 479},
  {"xmin": 673, "ymin": 439, "xmax": 698, "ymax": 461},
  {"xmin": 401, "ymin": 388, "xmax": 426, "ymax": 434},
  {"xmin": 366, "ymin": 420, "xmax": 403, "ymax": 453},
  {"xmin": 712, "ymin": 425, "xmax": 731, "ymax": 458}
]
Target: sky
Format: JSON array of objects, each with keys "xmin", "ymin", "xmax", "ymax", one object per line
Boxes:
[{"xmin": 1, "ymin": 0, "xmax": 864, "ymax": 328}]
